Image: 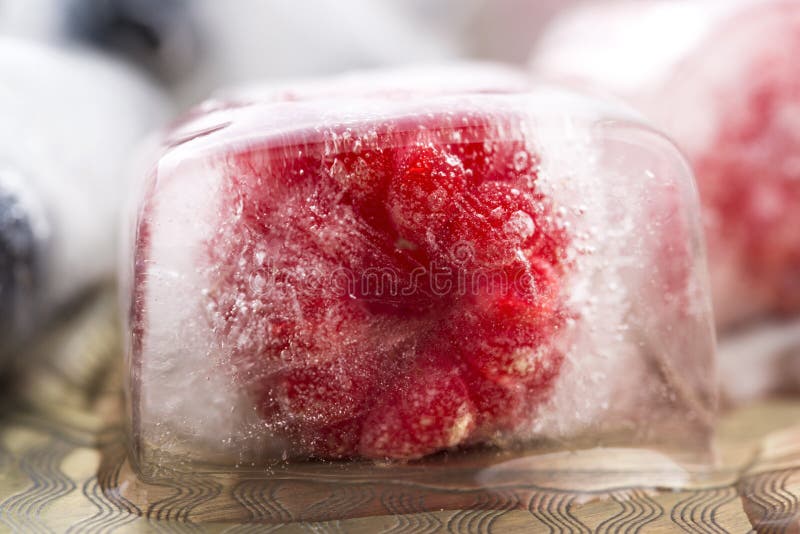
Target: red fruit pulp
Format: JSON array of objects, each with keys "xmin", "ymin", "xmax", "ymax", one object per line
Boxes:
[{"xmin": 204, "ymin": 111, "xmax": 571, "ymax": 460}]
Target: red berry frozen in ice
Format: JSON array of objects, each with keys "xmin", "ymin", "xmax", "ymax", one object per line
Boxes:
[
  {"xmin": 128, "ymin": 69, "xmax": 723, "ymax": 474},
  {"xmin": 388, "ymin": 143, "xmax": 471, "ymax": 260},
  {"xmin": 359, "ymin": 356, "xmax": 477, "ymax": 460},
  {"xmin": 202, "ymin": 110, "xmax": 571, "ymax": 460},
  {"xmin": 437, "ymin": 277, "xmax": 565, "ymax": 388},
  {"xmin": 463, "ymin": 370, "xmax": 536, "ymax": 438},
  {"xmin": 388, "ymin": 143, "xmax": 550, "ymax": 270},
  {"xmin": 274, "ymin": 363, "xmax": 374, "ymax": 425}
]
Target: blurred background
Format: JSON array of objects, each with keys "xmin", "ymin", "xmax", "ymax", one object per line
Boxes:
[
  {"xmin": 0, "ymin": 0, "xmax": 583, "ymax": 374},
  {"xmin": 0, "ymin": 0, "xmax": 580, "ymax": 369},
  {"xmin": 0, "ymin": 0, "xmax": 576, "ymax": 105}
]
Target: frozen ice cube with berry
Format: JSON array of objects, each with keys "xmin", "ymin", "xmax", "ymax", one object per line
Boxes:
[{"xmin": 122, "ymin": 68, "xmax": 716, "ymax": 472}]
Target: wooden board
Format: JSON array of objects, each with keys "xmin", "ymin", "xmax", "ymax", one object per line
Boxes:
[{"xmin": 1, "ymin": 291, "xmax": 799, "ymax": 532}]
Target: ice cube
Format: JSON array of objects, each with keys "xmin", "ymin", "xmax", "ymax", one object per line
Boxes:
[
  {"xmin": 213, "ymin": 62, "xmax": 532, "ymax": 106},
  {"xmin": 123, "ymin": 68, "xmax": 715, "ymax": 473},
  {"xmin": 532, "ymin": 0, "xmax": 800, "ymax": 329}
]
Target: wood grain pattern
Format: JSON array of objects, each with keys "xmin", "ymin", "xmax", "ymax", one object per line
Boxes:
[{"xmin": 0, "ymin": 291, "xmax": 799, "ymax": 532}]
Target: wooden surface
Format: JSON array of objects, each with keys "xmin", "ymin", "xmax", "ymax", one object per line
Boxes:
[{"xmin": 1, "ymin": 292, "xmax": 800, "ymax": 532}]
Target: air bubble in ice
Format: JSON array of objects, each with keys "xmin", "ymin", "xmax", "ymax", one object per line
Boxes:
[
  {"xmin": 513, "ymin": 151, "xmax": 529, "ymax": 172},
  {"xmin": 505, "ymin": 210, "xmax": 536, "ymax": 239}
]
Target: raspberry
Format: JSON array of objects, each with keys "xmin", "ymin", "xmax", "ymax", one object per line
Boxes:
[
  {"xmin": 205, "ymin": 111, "xmax": 571, "ymax": 460},
  {"xmin": 388, "ymin": 144, "xmax": 548, "ymax": 270},
  {"xmin": 463, "ymin": 371, "xmax": 536, "ymax": 439},
  {"xmin": 463, "ymin": 181, "xmax": 541, "ymax": 266},
  {"xmin": 326, "ymin": 147, "xmax": 395, "ymax": 228},
  {"xmin": 359, "ymin": 356, "xmax": 476, "ymax": 460},
  {"xmin": 275, "ymin": 363, "xmax": 375, "ymax": 425},
  {"xmin": 447, "ymin": 115, "xmax": 537, "ymax": 184},
  {"xmin": 388, "ymin": 143, "xmax": 470, "ymax": 261}
]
